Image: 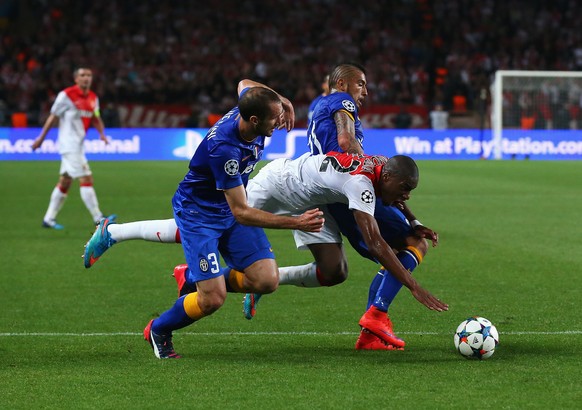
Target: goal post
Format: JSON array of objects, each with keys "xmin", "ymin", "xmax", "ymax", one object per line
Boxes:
[{"xmin": 491, "ymin": 70, "xmax": 582, "ymax": 159}]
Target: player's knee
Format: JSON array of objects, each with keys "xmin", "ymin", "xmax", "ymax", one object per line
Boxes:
[
  {"xmin": 407, "ymin": 236, "xmax": 428, "ymax": 257},
  {"xmin": 197, "ymin": 292, "xmax": 226, "ymax": 315},
  {"xmin": 79, "ymin": 175, "xmax": 94, "ymax": 185},
  {"xmin": 318, "ymin": 259, "xmax": 349, "ymax": 286},
  {"xmin": 416, "ymin": 238, "xmax": 428, "ymax": 256},
  {"xmin": 59, "ymin": 175, "xmax": 72, "ymax": 189},
  {"xmin": 257, "ymin": 278, "xmax": 278, "ymax": 294},
  {"xmin": 328, "ymin": 270, "xmax": 348, "ymax": 286}
]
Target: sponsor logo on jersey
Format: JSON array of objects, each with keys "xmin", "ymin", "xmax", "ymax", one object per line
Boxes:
[
  {"xmin": 199, "ymin": 258, "xmax": 209, "ymax": 272},
  {"xmin": 361, "ymin": 189, "xmax": 374, "ymax": 203},
  {"xmin": 224, "ymin": 159, "xmax": 239, "ymax": 176},
  {"xmin": 341, "ymin": 100, "xmax": 356, "ymax": 112}
]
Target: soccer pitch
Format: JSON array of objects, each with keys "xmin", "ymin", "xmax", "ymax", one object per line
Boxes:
[{"xmin": 0, "ymin": 160, "xmax": 580, "ymax": 408}]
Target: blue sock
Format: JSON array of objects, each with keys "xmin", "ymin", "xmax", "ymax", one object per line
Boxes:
[
  {"xmin": 370, "ymin": 248, "xmax": 420, "ymax": 312},
  {"xmin": 152, "ymin": 295, "xmax": 195, "ymax": 334},
  {"xmin": 367, "ymin": 271, "xmax": 384, "ymax": 308}
]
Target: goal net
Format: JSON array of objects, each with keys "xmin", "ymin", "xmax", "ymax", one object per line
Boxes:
[{"xmin": 491, "ymin": 70, "xmax": 582, "ymax": 159}]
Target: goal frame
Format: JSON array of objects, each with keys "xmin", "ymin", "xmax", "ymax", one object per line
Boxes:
[{"xmin": 491, "ymin": 70, "xmax": 582, "ymax": 159}]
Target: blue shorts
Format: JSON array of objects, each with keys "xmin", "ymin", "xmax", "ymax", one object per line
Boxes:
[
  {"xmin": 174, "ymin": 204, "xmax": 274, "ymax": 284},
  {"xmin": 328, "ymin": 199, "xmax": 414, "ymax": 262}
]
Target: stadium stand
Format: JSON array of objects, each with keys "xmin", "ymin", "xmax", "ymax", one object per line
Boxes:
[{"xmin": 0, "ymin": 0, "xmax": 579, "ymax": 127}]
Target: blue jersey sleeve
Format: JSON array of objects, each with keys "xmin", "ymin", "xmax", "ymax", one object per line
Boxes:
[
  {"xmin": 208, "ymin": 133, "xmax": 244, "ymax": 191},
  {"xmin": 307, "ymin": 92, "xmax": 363, "ymax": 154}
]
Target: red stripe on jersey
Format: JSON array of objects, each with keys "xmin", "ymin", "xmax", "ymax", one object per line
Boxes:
[
  {"xmin": 64, "ymin": 85, "xmax": 98, "ymax": 131},
  {"xmin": 323, "ymin": 152, "xmax": 387, "ymax": 185}
]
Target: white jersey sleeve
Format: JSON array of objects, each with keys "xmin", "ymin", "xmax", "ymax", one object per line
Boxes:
[
  {"xmin": 340, "ymin": 176, "xmax": 376, "ymax": 216},
  {"xmin": 50, "ymin": 91, "xmax": 73, "ymax": 117}
]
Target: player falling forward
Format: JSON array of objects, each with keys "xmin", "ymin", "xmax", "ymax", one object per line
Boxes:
[
  {"xmin": 84, "ymin": 151, "xmax": 448, "ymax": 354},
  {"xmin": 297, "ymin": 62, "xmax": 441, "ymax": 350}
]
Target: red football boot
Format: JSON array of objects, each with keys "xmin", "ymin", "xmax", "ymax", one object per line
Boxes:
[
  {"xmin": 358, "ymin": 306, "xmax": 406, "ymax": 348},
  {"xmin": 355, "ymin": 329, "xmax": 404, "ymax": 351}
]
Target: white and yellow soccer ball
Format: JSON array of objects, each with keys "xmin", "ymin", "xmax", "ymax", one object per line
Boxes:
[{"xmin": 454, "ymin": 316, "xmax": 499, "ymax": 360}]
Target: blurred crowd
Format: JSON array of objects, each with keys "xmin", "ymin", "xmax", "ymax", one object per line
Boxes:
[{"xmin": 0, "ymin": 0, "xmax": 581, "ymax": 127}]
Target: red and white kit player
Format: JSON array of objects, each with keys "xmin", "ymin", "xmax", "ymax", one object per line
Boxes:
[{"xmin": 32, "ymin": 67, "xmax": 114, "ymax": 229}]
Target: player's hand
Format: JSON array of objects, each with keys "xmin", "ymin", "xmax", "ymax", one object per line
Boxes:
[
  {"xmin": 31, "ymin": 138, "xmax": 43, "ymax": 151},
  {"xmin": 296, "ymin": 208, "xmax": 324, "ymax": 232},
  {"xmin": 279, "ymin": 96, "xmax": 295, "ymax": 131},
  {"xmin": 413, "ymin": 225, "xmax": 439, "ymax": 247},
  {"xmin": 99, "ymin": 134, "xmax": 110, "ymax": 145},
  {"xmin": 410, "ymin": 286, "xmax": 449, "ymax": 312}
]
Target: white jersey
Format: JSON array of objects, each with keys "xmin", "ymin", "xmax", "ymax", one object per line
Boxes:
[
  {"xmin": 247, "ymin": 152, "xmax": 384, "ymax": 217},
  {"xmin": 50, "ymin": 85, "xmax": 100, "ymax": 154},
  {"xmin": 429, "ymin": 110, "xmax": 449, "ymax": 130}
]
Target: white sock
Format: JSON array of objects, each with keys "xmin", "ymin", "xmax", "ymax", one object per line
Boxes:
[
  {"xmin": 279, "ymin": 262, "xmax": 320, "ymax": 287},
  {"xmin": 43, "ymin": 186, "xmax": 67, "ymax": 223},
  {"xmin": 80, "ymin": 185, "xmax": 103, "ymax": 223},
  {"xmin": 107, "ymin": 219, "xmax": 179, "ymax": 243}
]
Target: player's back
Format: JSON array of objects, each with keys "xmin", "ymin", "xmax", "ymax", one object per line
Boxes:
[{"xmin": 251, "ymin": 152, "xmax": 377, "ymax": 215}]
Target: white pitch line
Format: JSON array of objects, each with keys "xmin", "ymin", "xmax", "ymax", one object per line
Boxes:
[{"xmin": 0, "ymin": 330, "xmax": 580, "ymax": 337}]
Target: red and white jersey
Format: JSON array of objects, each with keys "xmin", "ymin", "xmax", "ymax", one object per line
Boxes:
[
  {"xmin": 248, "ymin": 152, "xmax": 388, "ymax": 216},
  {"xmin": 50, "ymin": 85, "xmax": 100, "ymax": 154}
]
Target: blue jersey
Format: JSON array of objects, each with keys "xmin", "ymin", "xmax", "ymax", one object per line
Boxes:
[
  {"xmin": 306, "ymin": 93, "xmax": 413, "ymax": 262},
  {"xmin": 307, "ymin": 94, "xmax": 323, "ymax": 123},
  {"xmin": 307, "ymin": 92, "xmax": 364, "ymax": 154},
  {"xmin": 173, "ymin": 93, "xmax": 264, "ymax": 215},
  {"xmin": 172, "ymin": 88, "xmax": 275, "ymax": 282}
]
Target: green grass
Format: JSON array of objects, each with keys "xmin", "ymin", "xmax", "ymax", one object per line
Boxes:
[{"xmin": 0, "ymin": 160, "xmax": 581, "ymax": 409}]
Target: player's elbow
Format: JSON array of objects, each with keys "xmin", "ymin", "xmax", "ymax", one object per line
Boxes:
[
  {"xmin": 337, "ymin": 135, "xmax": 352, "ymax": 152},
  {"xmin": 231, "ymin": 206, "xmax": 252, "ymax": 225},
  {"xmin": 238, "ymin": 79, "xmax": 252, "ymax": 94}
]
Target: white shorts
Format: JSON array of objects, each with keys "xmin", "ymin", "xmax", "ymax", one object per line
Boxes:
[
  {"xmin": 246, "ymin": 168, "xmax": 343, "ymax": 251},
  {"xmin": 292, "ymin": 205, "xmax": 343, "ymax": 250},
  {"xmin": 59, "ymin": 152, "xmax": 92, "ymax": 178}
]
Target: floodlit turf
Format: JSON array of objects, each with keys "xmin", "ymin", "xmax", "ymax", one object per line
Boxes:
[{"xmin": 0, "ymin": 160, "xmax": 580, "ymax": 408}]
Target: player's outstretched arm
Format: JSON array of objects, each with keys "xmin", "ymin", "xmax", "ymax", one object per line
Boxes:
[
  {"xmin": 353, "ymin": 209, "xmax": 448, "ymax": 312},
  {"xmin": 224, "ymin": 185, "xmax": 324, "ymax": 232}
]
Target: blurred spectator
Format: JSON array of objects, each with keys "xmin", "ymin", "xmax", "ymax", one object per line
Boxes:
[
  {"xmin": 1, "ymin": 0, "xmax": 582, "ymax": 126},
  {"xmin": 393, "ymin": 105, "xmax": 412, "ymax": 129},
  {"xmin": 429, "ymin": 104, "xmax": 449, "ymax": 130},
  {"xmin": 552, "ymin": 102, "xmax": 571, "ymax": 130}
]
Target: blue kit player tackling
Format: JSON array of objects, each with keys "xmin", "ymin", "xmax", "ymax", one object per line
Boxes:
[{"xmin": 143, "ymin": 81, "xmax": 324, "ymax": 359}]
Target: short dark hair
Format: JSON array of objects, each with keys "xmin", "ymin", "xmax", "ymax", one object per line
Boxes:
[
  {"xmin": 73, "ymin": 67, "xmax": 91, "ymax": 77},
  {"xmin": 382, "ymin": 155, "xmax": 418, "ymax": 179},
  {"xmin": 329, "ymin": 62, "xmax": 366, "ymax": 89},
  {"xmin": 238, "ymin": 87, "xmax": 280, "ymax": 121}
]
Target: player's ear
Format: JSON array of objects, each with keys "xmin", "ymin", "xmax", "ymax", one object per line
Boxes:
[{"xmin": 249, "ymin": 115, "xmax": 259, "ymax": 126}]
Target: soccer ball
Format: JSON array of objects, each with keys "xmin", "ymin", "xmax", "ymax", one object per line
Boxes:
[{"xmin": 454, "ymin": 316, "xmax": 499, "ymax": 360}]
